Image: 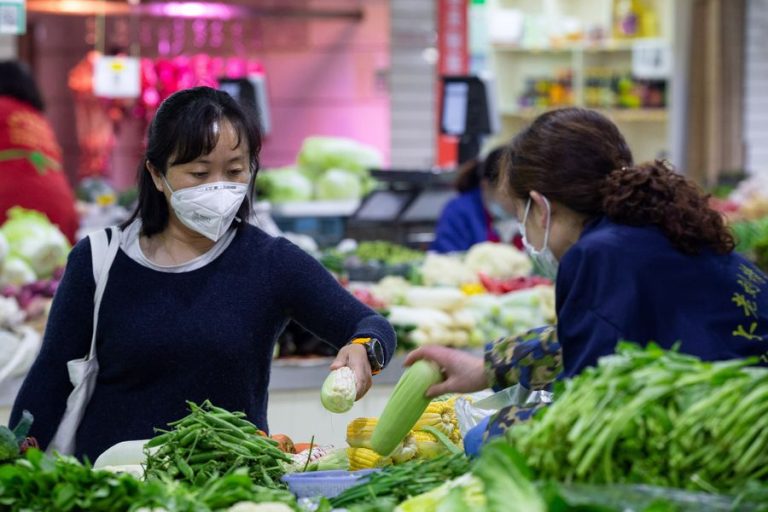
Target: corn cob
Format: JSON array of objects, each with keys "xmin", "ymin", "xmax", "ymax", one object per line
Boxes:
[
  {"xmin": 370, "ymin": 360, "xmax": 444, "ymax": 456},
  {"xmin": 346, "ymin": 417, "xmax": 377, "ymax": 449},
  {"xmin": 347, "ymin": 447, "xmax": 392, "ymax": 471},
  {"xmin": 413, "ymin": 401, "xmax": 457, "ymax": 435},
  {"xmin": 411, "ymin": 430, "xmax": 449, "ymax": 460},
  {"xmin": 390, "ymin": 432, "xmax": 417, "ymax": 464}
]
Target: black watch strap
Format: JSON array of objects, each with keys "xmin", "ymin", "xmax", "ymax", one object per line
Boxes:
[{"xmin": 350, "ymin": 337, "xmax": 384, "ymax": 375}]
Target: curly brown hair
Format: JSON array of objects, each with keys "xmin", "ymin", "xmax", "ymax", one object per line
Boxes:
[
  {"xmin": 502, "ymin": 108, "xmax": 735, "ymax": 255},
  {"xmin": 602, "ymin": 161, "xmax": 734, "ymax": 254}
]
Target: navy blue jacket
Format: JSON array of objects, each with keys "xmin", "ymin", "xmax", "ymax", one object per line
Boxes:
[
  {"xmin": 557, "ymin": 217, "xmax": 768, "ymax": 376},
  {"xmin": 10, "ymin": 225, "xmax": 396, "ymax": 460},
  {"xmin": 431, "ymin": 188, "xmax": 494, "ymax": 253}
]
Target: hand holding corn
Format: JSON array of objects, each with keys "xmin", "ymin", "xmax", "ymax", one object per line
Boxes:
[{"xmin": 404, "ymin": 346, "xmax": 489, "ymax": 398}]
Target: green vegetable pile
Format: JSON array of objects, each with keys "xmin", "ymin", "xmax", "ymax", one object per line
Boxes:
[
  {"xmin": 395, "ymin": 441, "xmax": 768, "ymax": 512},
  {"xmin": 733, "ymin": 216, "xmax": 768, "ymax": 271},
  {"xmin": 320, "ymin": 241, "xmax": 424, "ymax": 279},
  {"xmin": 353, "ymin": 242, "xmax": 424, "ymax": 267},
  {"xmin": 0, "ymin": 449, "xmax": 297, "ymax": 512},
  {"xmin": 0, "ymin": 207, "xmax": 70, "ymax": 285},
  {"xmin": 145, "ymin": 401, "xmax": 293, "ymax": 488},
  {"xmin": 329, "ymin": 453, "xmax": 470, "ymax": 508},
  {"xmin": 0, "ymin": 411, "xmax": 33, "ymax": 463},
  {"xmin": 257, "ymin": 136, "xmax": 382, "ymax": 203},
  {"xmin": 507, "ymin": 343, "xmax": 768, "ymax": 492}
]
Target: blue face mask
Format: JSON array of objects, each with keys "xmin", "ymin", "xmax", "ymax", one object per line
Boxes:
[
  {"xmin": 488, "ymin": 200, "xmax": 514, "ymax": 221},
  {"xmin": 519, "ymin": 196, "xmax": 559, "ymax": 279}
]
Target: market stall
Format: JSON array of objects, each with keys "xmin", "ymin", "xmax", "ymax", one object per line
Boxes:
[{"xmin": 0, "ymin": 341, "xmax": 767, "ymax": 511}]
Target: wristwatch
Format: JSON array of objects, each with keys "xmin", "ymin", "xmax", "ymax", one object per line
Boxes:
[{"xmin": 350, "ymin": 337, "xmax": 384, "ymax": 375}]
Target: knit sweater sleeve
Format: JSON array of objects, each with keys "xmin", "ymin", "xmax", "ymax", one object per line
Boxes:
[
  {"xmin": 270, "ymin": 237, "xmax": 397, "ymax": 366},
  {"xmin": 10, "ymin": 238, "xmax": 95, "ymax": 449}
]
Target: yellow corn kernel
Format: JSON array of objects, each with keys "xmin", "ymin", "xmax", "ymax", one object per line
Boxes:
[
  {"xmin": 347, "ymin": 447, "xmax": 392, "ymax": 471},
  {"xmin": 390, "ymin": 432, "xmax": 417, "ymax": 464},
  {"xmin": 414, "ymin": 401, "xmax": 457, "ymax": 435},
  {"xmin": 346, "ymin": 417, "xmax": 377, "ymax": 449},
  {"xmin": 411, "ymin": 431, "xmax": 449, "ymax": 460},
  {"xmin": 460, "ymin": 283, "xmax": 485, "ymax": 295}
]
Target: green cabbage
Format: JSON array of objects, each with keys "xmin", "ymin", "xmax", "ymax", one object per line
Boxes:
[
  {"xmin": 256, "ymin": 167, "xmax": 314, "ymax": 203},
  {"xmin": 1, "ymin": 207, "xmax": 70, "ymax": 280},
  {"xmin": 315, "ymin": 169, "xmax": 364, "ymax": 200},
  {"xmin": 297, "ymin": 136, "xmax": 382, "ymax": 181}
]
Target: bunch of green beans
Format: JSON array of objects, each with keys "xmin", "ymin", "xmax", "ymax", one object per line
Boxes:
[
  {"xmin": 144, "ymin": 400, "xmax": 292, "ymax": 489},
  {"xmin": 506, "ymin": 343, "xmax": 768, "ymax": 493}
]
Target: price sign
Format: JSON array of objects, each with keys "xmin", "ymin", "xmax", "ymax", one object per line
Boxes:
[
  {"xmin": 0, "ymin": 0, "xmax": 25, "ymax": 35},
  {"xmin": 93, "ymin": 55, "xmax": 141, "ymax": 99},
  {"xmin": 632, "ymin": 39, "xmax": 672, "ymax": 80}
]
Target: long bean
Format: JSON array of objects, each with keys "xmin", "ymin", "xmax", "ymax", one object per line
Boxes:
[{"xmin": 143, "ymin": 401, "xmax": 291, "ymax": 489}]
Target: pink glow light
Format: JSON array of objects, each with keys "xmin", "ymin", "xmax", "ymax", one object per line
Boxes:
[{"xmin": 146, "ymin": 2, "xmax": 242, "ymax": 20}]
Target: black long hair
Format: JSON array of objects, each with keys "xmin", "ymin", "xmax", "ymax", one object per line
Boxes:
[
  {"xmin": 122, "ymin": 86, "xmax": 262, "ymax": 236},
  {"xmin": 455, "ymin": 146, "xmax": 506, "ymax": 193},
  {"xmin": 0, "ymin": 61, "xmax": 45, "ymax": 111}
]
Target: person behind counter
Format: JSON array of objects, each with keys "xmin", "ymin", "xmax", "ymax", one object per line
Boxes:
[
  {"xmin": 10, "ymin": 86, "xmax": 396, "ymax": 460},
  {"xmin": 0, "ymin": 60, "xmax": 78, "ymax": 243},
  {"xmin": 408, "ymin": 107, "xmax": 768, "ymax": 450},
  {"xmin": 430, "ymin": 147, "xmax": 517, "ymax": 253}
]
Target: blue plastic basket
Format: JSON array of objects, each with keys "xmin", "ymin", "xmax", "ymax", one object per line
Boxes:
[{"xmin": 281, "ymin": 469, "xmax": 378, "ymax": 499}]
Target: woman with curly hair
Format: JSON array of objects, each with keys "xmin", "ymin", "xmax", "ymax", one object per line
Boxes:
[{"xmin": 406, "ymin": 108, "xmax": 768, "ymax": 453}]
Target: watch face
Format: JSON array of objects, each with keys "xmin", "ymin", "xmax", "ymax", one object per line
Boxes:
[{"xmin": 371, "ymin": 338, "xmax": 384, "ymax": 365}]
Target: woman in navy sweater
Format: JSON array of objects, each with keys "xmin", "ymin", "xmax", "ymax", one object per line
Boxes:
[
  {"xmin": 408, "ymin": 108, "xmax": 768, "ymax": 442},
  {"xmin": 431, "ymin": 147, "xmax": 514, "ymax": 253},
  {"xmin": 10, "ymin": 87, "xmax": 396, "ymax": 460}
]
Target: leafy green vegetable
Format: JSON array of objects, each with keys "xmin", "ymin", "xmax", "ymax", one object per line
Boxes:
[
  {"xmin": 11, "ymin": 410, "xmax": 33, "ymax": 444},
  {"xmin": 394, "ymin": 473, "xmax": 485, "ymax": 511},
  {"xmin": 0, "ymin": 207, "xmax": 70, "ymax": 279},
  {"xmin": 354, "ymin": 241, "xmax": 424, "ymax": 266},
  {"xmin": 0, "ymin": 410, "xmax": 33, "ymax": 462},
  {"xmin": 732, "ymin": 216, "xmax": 768, "ymax": 254},
  {"xmin": 0, "ymin": 449, "xmax": 297, "ymax": 512},
  {"xmin": 472, "ymin": 441, "xmax": 546, "ymax": 512},
  {"xmin": 315, "ymin": 168, "xmax": 364, "ymax": 200},
  {"xmin": 506, "ymin": 343, "xmax": 768, "ymax": 493},
  {"xmin": 256, "ymin": 167, "xmax": 314, "ymax": 203},
  {"xmin": 0, "ymin": 428, "xmax": 18, "ymax": 462},
  {"xmin": 297, "ymin": 136, "xmax": 382, "ymax": 181}
]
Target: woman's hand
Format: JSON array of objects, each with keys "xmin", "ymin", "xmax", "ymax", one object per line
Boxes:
[
  {"xmin": 404, "ymin": 346, "xmax": 489, "ymax": 398},
  {"xmin": 330, "ymin": 344, "xmax": 372, "ymax": 400}
]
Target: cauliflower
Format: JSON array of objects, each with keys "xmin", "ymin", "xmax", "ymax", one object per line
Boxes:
[
  {"xmin": 0, "ymin": 296, "xmax": 24, "ymax": 329},
  {"xmin": 321, "ymin": 367, "xmax": 357, "ymax": 413},
  {"xmin": 420, "ymin": 254, "xmax": 476, "ymax": 287},
  {"xmin": 464, "ymin": 242, "xmax": 532, "ymax": 279},
  {"xmin": 372, "ymin": 276, "xmax": 411, "ymax": 305}
]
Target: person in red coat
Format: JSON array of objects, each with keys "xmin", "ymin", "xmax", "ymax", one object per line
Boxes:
[{"xmin": 0, "ymin": 61, "xmax": 78, "ymax": 243}]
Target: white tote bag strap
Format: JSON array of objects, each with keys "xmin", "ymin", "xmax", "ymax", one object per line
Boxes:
[
  {"xmin": 87, "ymin": 227, "xmax": 120, "ymax": 359},
  {"xmin": 48, "ymin": 227, "xmax": 121, "ymax": 455}
]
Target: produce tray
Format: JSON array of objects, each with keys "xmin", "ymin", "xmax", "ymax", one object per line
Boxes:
[{"xmin": 282, "ymin": 469, "xmax": 378, "ymax": 499}]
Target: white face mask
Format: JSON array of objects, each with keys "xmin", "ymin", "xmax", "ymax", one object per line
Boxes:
[
  {"xmin": 163, "ymin": 176, "xmax": 249, "ymax": 242},
  {"xmin": 520, "ymin": 196, "xmax": 559, "ymax": 279}
]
